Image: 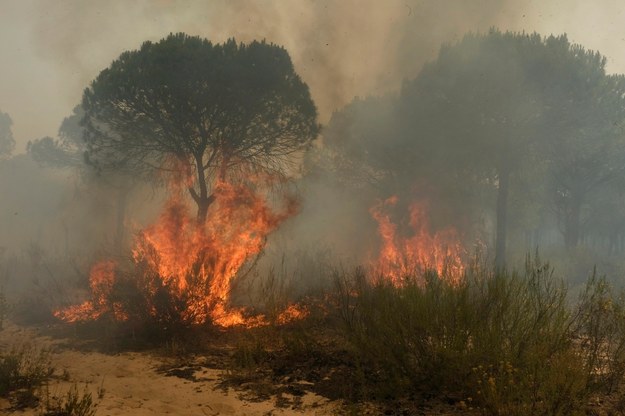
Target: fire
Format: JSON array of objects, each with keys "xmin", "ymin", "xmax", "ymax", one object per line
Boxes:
[
  {"xmin": 54, "ymin": 260, "xmax": 128, "ymax": 322},
  {"xmin": 370, "ymin": 195, "xmax": 465, "ymax": 285},
  {"xmin": 55, "ymin": 172, "xmax": 308, "ymax": 327},
  {"xmin": 132, "ymin": 178, "xmax": 300, "ymax": 325},
  {"xmin": 275, "ymin": 303, "xmax": 309, "ymax": 325}
]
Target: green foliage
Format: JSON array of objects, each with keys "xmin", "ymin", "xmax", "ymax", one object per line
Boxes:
[
  {"xmin": 575, "ymin": 274, "xmax": 625, "ymax": 394},
  {"xmin": 317, "ymin": 95, "xmax": 398, "ymax": 189},
  {"xmin": 40, "ymin": 384, "xmax": 97, "ymax": 416},
  {"xmin": 339, "ymin": 260, "xmax": 625, "ymax": 413},
  {"xmin": 322, "ymin": 29, "xmax": 625, "ymax": 263},
  {"xmin": 82, "ymin": 33, "xmax": 319, "ymax": 221},
  {"xmin": 27, "ymin": 106, "xmax": 86, "ymax": 170},
  {"xmin": 0, "ymin": 345, "xmax": 53, "ymax": 400}
]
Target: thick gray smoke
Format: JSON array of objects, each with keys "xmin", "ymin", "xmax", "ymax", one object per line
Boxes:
[
  {"xmin": 1, "ymin": 1, "xmax": 625, "ymax": 292},
  {"xmin": 8, "ymin": 0, "xmax": 625, "ymax": 150}
]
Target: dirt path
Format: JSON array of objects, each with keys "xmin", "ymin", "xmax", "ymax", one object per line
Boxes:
[{"xmin": 0, "ymin": 322, "xmax": 337, "ymax": 415}]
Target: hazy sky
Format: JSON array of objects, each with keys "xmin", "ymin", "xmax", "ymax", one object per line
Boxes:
[{"xmin": 2, "ymin": 0, "xmax": 625, "ymax": 153}]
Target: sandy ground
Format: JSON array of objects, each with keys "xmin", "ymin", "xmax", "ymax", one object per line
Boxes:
[{"xmin": 0, "ymin": 322, "xmax": 337, "ymax": 415}]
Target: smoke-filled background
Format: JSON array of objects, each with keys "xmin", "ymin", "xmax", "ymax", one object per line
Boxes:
[
  {"xmin": 3, "ymin": 0, "xmax": 625, "ymax": 289},
  {"xmin": 3, "ymin": 0, "xmax": 625, "ymax": 148}
]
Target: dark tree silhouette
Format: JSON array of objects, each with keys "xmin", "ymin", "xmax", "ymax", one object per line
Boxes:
[
  {"xmin": 537, "ymin": 41, "xmax": 625, "ymax": 250},
  {"xmin": 28, "ymin": 106, "xmax": 85, "ymax": 169},
  {"xmin": 322, "ymin": 30, "xmax": 625, "ymax": 268},
  {"xmin": 399, "ymin": 31, "xmax": 625, "ymax": 266},
  {"xmin": 401, "ymin": 31, "xmax": 553, "ymax": 270},
  {"xmin": 82, "ymin": 33, "xmax": 319, "ymax": 223}
]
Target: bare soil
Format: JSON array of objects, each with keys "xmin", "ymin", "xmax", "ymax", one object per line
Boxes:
[{"xmin": 0, "ymin": 321, "xmax": 337, "ymax": 415}]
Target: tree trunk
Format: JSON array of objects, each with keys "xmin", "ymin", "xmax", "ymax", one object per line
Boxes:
[
  {"xmin": 114, "ymin": 186, "xmax": 129, "ymax": 253},
  {"xmin": 495, "ymin": 165, "xmax": 510, "ymax": 271},
  {"xmin": 564, "ymin": 198, "xmax": 581, "ymax": 251},
  {"xmin": 196, "ymin": 194, "xmax": 216, "ymax": 224},
  {"xmin": 193, "ymin": 152, "xmax": 227, "ymax": 224},
  {"xmin": 192, "ymin": 152, "xmax": 213, "ymax": 224}
]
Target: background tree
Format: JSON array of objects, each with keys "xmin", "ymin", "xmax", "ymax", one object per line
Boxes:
[
  {"xmin": 537, "ymin": 40, "xmax": 625, "ymax": 250},
  {"xmin": 396, "ymin": 31, "xmax": 625, "ymax": 267},
  {"xmin": 0, "ymin": 110, "xmax": 15, "ymax": 158},
  {"xmin": 321, "ymin": 30, "xmax": 625, "ymax": 269},
  {"xmin": 82, "ymin": 33, "xmax": 319, "ymax": 223},
  {"xmin": 317, "ymin": 96, "xmax": 398, "ymax": 190},
  {"xmin": 28, "ymin": 106, "xmax": 135, "ymax": 253},
  {"xmin": 394, "ymin": 31, "xmax": 548, "ymax": 269},
  {"xmin": 28, "ymin": 106, "xmax": 85, "ymax": 169}
]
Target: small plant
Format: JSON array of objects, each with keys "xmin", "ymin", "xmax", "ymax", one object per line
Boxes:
[
  {"xmin": 231, "ymin": 339, "xmax": 269, "ymax": 373},
  {"xmin": 0, "ymin": 345, "xmax": 53, "ymax": 396},
  {"xmin": 161, "ymin": 337, "xmax": 186, "ymax": 358},
  {"xmin": 281, "ymin": 328, "xmax": 319, "ymax": 359},
  {"xmin": 470, "ymin": 352, "xmax": 587, "ymax": 416},
  {"xmin": 60, "ymin": 369, "xmax": 70, "ymax": 381},
  {"xmin": 0, "ymin": 345, "xmax": 53, "ymax": 410},
  {"xmin": 96, "ymin": 378, "xmax": 105, "ymax": 400},
  {"xmin": 40, "ymin": 384, "xmax": 97, "ymax": 416}
]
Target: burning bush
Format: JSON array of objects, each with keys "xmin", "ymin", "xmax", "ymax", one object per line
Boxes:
[{"xmin": 54, "ymin": 178, "xmax": 307, "ymax": 330}]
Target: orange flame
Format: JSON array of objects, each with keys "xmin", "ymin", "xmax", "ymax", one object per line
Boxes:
[
  {"xmin": 370, "ymin": 196, "xmax": 465, "ymax": 285},
  {"xmin": 55, "ymin": 173, "xmax": 308, "ymax": 327},
  {"xmin": 54, "ymin": 260, "xmax": 128, "ymax": 322}
]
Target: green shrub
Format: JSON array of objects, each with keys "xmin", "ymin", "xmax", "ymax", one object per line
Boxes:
[
  {"xmin": 0, "ymin": 345, "xmax": 52, "ymax": 397},
  {"xmin": 575, "ymin": 273, "xmax": 625, "ymax": 394},
  {"xmin": 40, "ymin": 384, "xmax": 97, "ymax": 416},
  {"xmin": 340, "ymin": 257, "xmax": 625, "ymax": 413}
]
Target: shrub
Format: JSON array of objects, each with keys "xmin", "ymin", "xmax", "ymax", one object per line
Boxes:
[
  {"xmin": 0, "ymin": 345, "xmax": 53, "ymax": 410},
  {"xmin": 0, "ymin": 345, "xmax": 52, "ymax": 397},
  {"xmin": 40, "ymin": 384, "xmax": 97, "ymax": 416},
  {"xmin": 575, "ymin": 273, "xmax": 625, "ymax": 394},
  {"xmin": 340, "ymin": 257, "xmax": 625, "ymax": 413}
]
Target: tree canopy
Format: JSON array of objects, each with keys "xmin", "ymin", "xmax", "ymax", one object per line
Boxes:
[
  {"xmin": 28, "ymin": 106, "xmax": 86, "ymax": 169},
  {"xmin": 321, "ymin": 30, "xmax": 625, "ymax": 269},
  {"xmin": 82, "ymin": 33, "xmax": 319, "ymax": 222}
]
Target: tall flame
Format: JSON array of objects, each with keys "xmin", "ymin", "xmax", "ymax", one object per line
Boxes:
[
  {"xmin": 55, "ymin": 173, "xmax": 307, "ymax": 327},
  {"xmin": 132, "ymin": 179, "xmax": 299, "ymax": 325},
  {"xmin": 370, "ymin": 195, "xmax": 465, "ymax": 285}
]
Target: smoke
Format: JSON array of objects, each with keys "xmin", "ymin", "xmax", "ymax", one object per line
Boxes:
[
  {"xmin": 2, "ymin": 0, "xmax": 622, "ymax": 151},
  {"xmin": 31, "ymin": 0, "xmax": 537, "ymax": 120},
  {"xmin": 2, "ymin": 0, "xmax": 625, "ymax": 286},
  {"xmin": 0, "ymin": 0, "xmax": 549, "ymax": 151}
]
